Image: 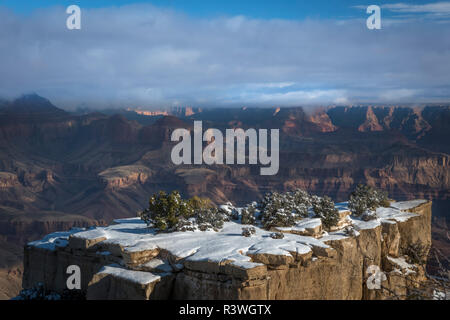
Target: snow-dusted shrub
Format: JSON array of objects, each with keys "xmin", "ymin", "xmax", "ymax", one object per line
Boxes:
[
  {"xmin": 361, "ymin": 210, "xmax": 378, "ymax": 221},
  {"xmin": 174, "ymin": 217, "xmax": 196, "ymax": 232},
  {"xmin": 242, "ymin": 226, "xmax": 256, "ymax": 237},
  {"xmin": 219, "ymin": 202, "xmax": 240, "ymax": 221},
  {"xmin": 139, "ymin": 191, "xmax": 224, "ymax": 232},
  {"xmin": 262, "ymin": 208, "xmax": 297, "ymax": 229},
  {"xmin": 139, "ymin": 191, "xmax": 194, "ymax": 230},
  {"xmin": 290, "ymin": 189, "xmax": 312, "ymax": 218},
  {"xmin": 270, "ymin": 232, "xmax": 285, "ymax": 239},
  {"xmin": 403, "ymin": 241, "xmax": 429, "ymax": 265},
  {"xmin": 195, "ymin": 207, "xmax": 225, "ymax": 232},
  {"xmin": 259, "ymin": 192, "xmax": 298, "ymax": 229},
  {"xmin": 241, "ymin": 204, "xmax": 257, "ymax": 225},
  {"xmin": 312, "ymin": 196, "xmax": 340, "ymax": 229},
  {"xmin": 348, "ymin": 184, "xmax": 389, "ymax": 216},
  {"xmin": 217, "ymin": 202, "xmax": 234, "ymax": 222},
  {"xmin": 309, "ymin": 195, "xmax": 321, "ymax": 208}
]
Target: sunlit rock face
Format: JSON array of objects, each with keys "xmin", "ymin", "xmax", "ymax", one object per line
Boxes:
[{"xmin": 22, "ymin": 200, "xmax": 431, "ymax": 300}]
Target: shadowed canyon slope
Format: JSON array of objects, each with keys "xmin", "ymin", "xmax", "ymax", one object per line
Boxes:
[
  {"xmin": 0, "ymin": 95, "xmax": 448, "ymax": 221},
  {"xmin": 0, "ymin": 95, "xmax": 449, "ymax": 298}
]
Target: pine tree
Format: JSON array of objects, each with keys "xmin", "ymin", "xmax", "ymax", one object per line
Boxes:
[
  {"xmin": 312, "ymin": 196, "xmax": 339, "ymax": 229},
  {"xmin": 241, "ymin": 204, "xmax": 257, "ymax": 225},
  {"xmin": 348, "ymin": 184, "xmax": 389, "ymax": 216},
  {"xmin": 139, "ymin": 191, "xmax": 224, "ymax": 232}
]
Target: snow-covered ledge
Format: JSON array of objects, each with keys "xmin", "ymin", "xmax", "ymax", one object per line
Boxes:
[{"xmin": 22, "ymin": 199, "xmax": 432, "ymax": 300}]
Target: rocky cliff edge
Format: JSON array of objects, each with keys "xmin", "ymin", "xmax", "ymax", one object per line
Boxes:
[{"xmin": 22, "ymin": 200, "xmax": 432, "ymax": 300}]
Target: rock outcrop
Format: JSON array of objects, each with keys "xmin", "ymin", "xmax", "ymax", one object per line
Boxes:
[
  {"xmin": 0, "ymin": 172, "xmax": 20, "ymax": 188},
  {"xmin": 99, "ymin": 165, "xmax": 153, "ymax": 190},
  {"xmin": 22, "ymin": 200, "xmax": 432, "ymax": 300}
]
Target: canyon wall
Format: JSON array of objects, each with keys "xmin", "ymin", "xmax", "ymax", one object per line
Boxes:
[{"xmin": 22, "ymin": 200, "xmax": 432, "ymax": 300}]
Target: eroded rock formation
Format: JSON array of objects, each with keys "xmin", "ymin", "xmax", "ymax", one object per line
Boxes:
[{"xmin": 22, "ymin": 200, "xmax": 432, "ymax": 300}]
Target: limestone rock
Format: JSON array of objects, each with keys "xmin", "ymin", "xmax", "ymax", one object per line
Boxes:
[
  {"xmin": 21, "ymin": 199, "xmax": 432, "ymax": 300},
  {"xmin": 87, "ymin": 265, "xmax": 173, "ymax": 300}
]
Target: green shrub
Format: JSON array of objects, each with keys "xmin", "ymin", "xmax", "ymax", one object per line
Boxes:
[
  {"xmin": 290, "ymin": 189, "xmax": 312, "ymax": 218},
  {"xmin": 139, "ymin": 191, "xmax": 224, "ymax": 232},
  {"xmin": 312, "ymin": 196, "xmax": 340, "ymax": 229},
  {"xmin": 139, "ymin": 191, "xmax": 193, "ymax": 231},
  {"xmin": 258, "ymin": 189, "xmax": 314, "ymax": 229},
  {"xmin": 241, "ymin": 204, "xmax": 257, "ymax": 225},
  {"xmin": 404, "ymin": 241, "xmax": 429, "ymax": 266},
  {"xmin": 348, "ymin": 184, "xmax": 389, "ymax": 216},
  {"xmin": 195, "ymin": 207, "xmax": 224, "ymax": 231},
  {"xmin": 259, "ymin": 192, "xmax": 297, "ymax": 229},
  {"xmin": 217, "ymin": 202, "xmax": 235, "ymax": 221}
]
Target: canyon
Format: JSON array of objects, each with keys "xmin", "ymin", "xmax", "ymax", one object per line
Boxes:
[{"xmin": 0, "ymin": 94, "xmax": 449, "ymax": 298}]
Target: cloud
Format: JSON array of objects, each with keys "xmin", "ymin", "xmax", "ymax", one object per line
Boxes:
[
  {"xmin": 0, "ymin": 4, "xmax": 449, "ymax": 108},
  {"xmin": 382, "ymin": 2, "xmax": 450, "ymax": 14},
  {"xmin": 353, "ymin": 2, "xmax": 450, "ymax": 24},
  {"xmin": 226, "ymin": 89, "xmax": 348, "ymax": 105}
]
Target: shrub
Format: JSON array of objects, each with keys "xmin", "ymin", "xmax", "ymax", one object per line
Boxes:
[
  {"xmin": 270, "ymin": 232, "xmax": 285, "ymax": 239},
  {"xmin": 241, "ymin": 204, "xmax": 257, "ymax": 225},
  {"xmin": 195, "ymin": 207, "xmax": 225, "ymax": 232},
  {"xmin": 188, "ymin": 196, "xmax": 213, "ymax": 211},
  {"xmin": 260, "ymin": 192, "xmax": 297, "ymax": 229},
  {"xmin": 404, "ymin": 241, "xmax": 430, "ymax": 265},
  {"xmin": 139, "ymin": 191, "xmax": 224, "ymax": 232},
  {"xmin": 348, "ymin": 184, "xmax": 389, "ymax": 216},
  {"xmin": 312, "ymin": 196, "xmax": 340, "ymax": 229},
  {"xmin": 242, "ymin": 226, "xmax": 256, "ymax": 237},
  {"xmin": 174, "ymin": 217, "xmax": 196, "ymax": 232},
  {"xmin": 217, "ymin": 202, "xmax": 235, "ymax": 221},
  {"xmin": 259, "ymin": 189, "xmax": 312, "ymax": 229},
  {"xmin": 290, "ymin": 189, "xmax": 312, "ymax": 218},
  {"xmin": 263, "ymin": 208, "xmax": 297, "ymax": 229},
  {"xmin": 139, "ymin": 191, "xmax": 194, "ymax": 231}
]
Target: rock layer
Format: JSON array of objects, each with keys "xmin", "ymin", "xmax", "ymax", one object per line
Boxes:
[{"xmin": 22, "ymin": 200, "xmax": 432, "ymax": 300}]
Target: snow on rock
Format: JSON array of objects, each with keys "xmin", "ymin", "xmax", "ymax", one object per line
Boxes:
[
  {"xmin": 390, "ymin": 200, "xmax": 427, "ymax": 211},
  {"xmin": 321, "ymin": 231, "xmax": 350, "ymax": 242},
  {"xmin": 218, "ymin": 204, "xmax": 233, "ymax": 214},
  {"xmin": 351, "ymin": 216, "xmax": 381, "ymax": 230},
  {"xmin": 28, "ymin": 230, "xmax": 80, "ymax": 250},
  {"xmin": 120, "ymin": 222, "xmax": 323, "ymax": 269},
  {"xmin": 376, "ymin": 207, "xmax": 419, "ymax": 222},
  {"xmin": 23, "ymin": 199, "xmax": 432, "ymax": 300},
  {"xmin": 350, "ymin": 201, "xmax": 422, "ymax": 231},
  {"xmin": 113, "ymin": 217, "xmax": 145, "ymax": 225},
  {"xmin": 386, "ymin": 256, "xmax": 416, "ymax": 275},
  {"xmin": 275, "ymin": 217, "xmax": 322, "ymax": 237},
  {"xmin": 138, "ymin": 258, "xmax": 173, "ymax": 273},
  {"xmin": 96, "ymin": 264, "xmax": 164, "ymax": 285},
  {"xmin": 28, "ymin": 200, "xmax": 427, "ymax": 271}
]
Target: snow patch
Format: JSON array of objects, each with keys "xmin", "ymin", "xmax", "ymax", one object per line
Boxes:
[
  {"xmin": 97, "ymin": 264, "xmax": 164, "ymax": 285},
  {"xmin": 28, "ymin": 230, "xmax": 78, "ymax": 251},
  {"xmin": 390, "ymin": 200, "xmax": 427, "ymax": 211}
]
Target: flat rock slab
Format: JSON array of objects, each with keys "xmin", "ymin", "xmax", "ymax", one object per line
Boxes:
[{"xmin": 87, "ymin": 264, "xmax": 173, "ymax": 300}]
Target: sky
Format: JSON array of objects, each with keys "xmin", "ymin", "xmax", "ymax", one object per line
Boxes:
[{"xmin": 0, "ymin": 0, "xmax": 449, "ymax": 109}]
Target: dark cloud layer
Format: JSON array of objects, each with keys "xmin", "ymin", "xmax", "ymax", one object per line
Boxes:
[{"xmin": 0, "ymin": 4, "xmax": 449, "ymax": 108}]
